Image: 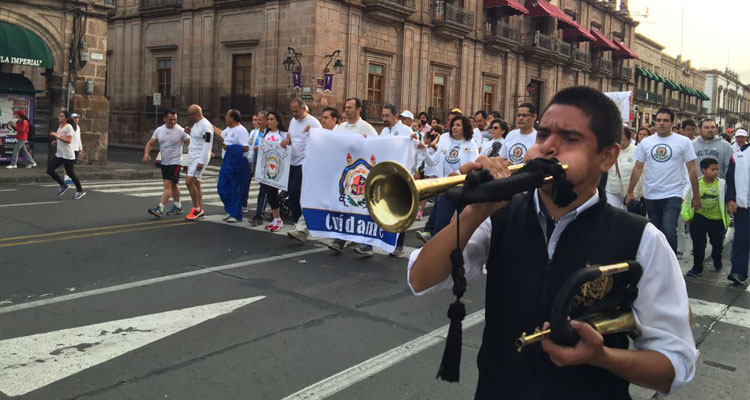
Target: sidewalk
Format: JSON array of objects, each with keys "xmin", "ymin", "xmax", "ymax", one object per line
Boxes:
[{"xmin": 0, "ymin": 144, "xmax": 162, "ymax": 185}]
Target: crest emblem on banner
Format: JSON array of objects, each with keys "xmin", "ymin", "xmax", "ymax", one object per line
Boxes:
[
  {"xmin": 263, "ymin": 149, "xmax": 284, "ymax": 181},
  {"xmin": 338, "ymin": 153, "xmax": 376, "ymax": 208}
]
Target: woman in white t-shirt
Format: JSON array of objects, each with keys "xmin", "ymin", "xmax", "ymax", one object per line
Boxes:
[
  {"xmin": 47, "ymin": 111, "xmax": 85, "ymax": 199},
  {"xmin": 418, "ymin": 115, "xmax": 479, "ymax": 235},
  {"xmin": 253, "ymin": 111, "xmax": 289, "ymax": 232},
  {"xmin": 480, "ymin": 119, "xmax": 508, "ymax": 158}
]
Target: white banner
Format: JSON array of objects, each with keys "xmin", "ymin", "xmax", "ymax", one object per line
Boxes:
[
  {"xmin": 301, "ymin": 129, "xmax": 417, "ymax": 252},
  {"xmin": 604, "ymin": 91, "xmax": 632, "ymax": 122},
  {"xmin": 255, "ymin": 139, "xmax": 291, "ymax": 191}
]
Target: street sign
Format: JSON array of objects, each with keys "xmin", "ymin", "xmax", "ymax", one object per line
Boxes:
[{"xmin": 152, "ymin": 93, "xmax": 161, "ymax": 106}]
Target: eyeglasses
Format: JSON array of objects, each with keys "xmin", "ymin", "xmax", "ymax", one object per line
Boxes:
[
  {"xmin": 517, "ymin": 113, "xmax": 531, "ymax": 118},
  {"xmin": 491, "ymin": 126, "xmax": 500, "ymax": 130}
]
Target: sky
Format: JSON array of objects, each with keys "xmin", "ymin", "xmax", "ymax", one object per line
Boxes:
[{"xmin": 628, "ymin": 0, "xmax": 750, "ymax": 84}]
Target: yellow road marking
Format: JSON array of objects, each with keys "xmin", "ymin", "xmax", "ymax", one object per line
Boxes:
[
  {"xmin": 0, "ymin": 221, "xmax": 192, "ymax": 248},
  {"xmin": 0, "ymin": 219, "xmax": 180, "ymax": 243}
]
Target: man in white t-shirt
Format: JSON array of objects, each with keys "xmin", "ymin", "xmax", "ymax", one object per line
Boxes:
[
  {"xmin": 284, "ymin": 99, "xmax": 322, "ymax": 240},
  {"xmin": 379, "ymin": 103, "xmax": 413, "ymax": 137},
  {"xmin": 330, "ymin": 98, "xmax": 378, "ymax": 256},
  {"xmin": 473, "ymin": 110, "xmax": 491, "ymax": 148},
  {"xmin": 142, "ymin": 109, "xmax": 189, "ymax": 217},
  {"xmin": 218, "ymin": 109, "xmax": 251, "ymax": 223},
  {"xmin": 185, "ymin": 104, "xmax": 215, "ymax": 220},
  {"xmin": 498, "ymin": 102, "xmax": 538, "ymax": 164},
  {"xmin": 627, "ymin": 107, "xmax": 701, "ymax": 252}
]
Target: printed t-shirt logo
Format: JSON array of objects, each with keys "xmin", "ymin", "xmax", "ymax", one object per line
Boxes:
[
  {"xmin": 445, "ymin": 145, "xmax": 461, "ymax": 165},
  {"xmin": 650, "ymin": 144, "xmax": 673, "ymax": 162},
  {"xmin": 508, "ymin": 143, "xmax": 527, "ymax": 164},
  {"xmin": 339, "ymin": 153, "xmax": 376, "ymax": 208}
]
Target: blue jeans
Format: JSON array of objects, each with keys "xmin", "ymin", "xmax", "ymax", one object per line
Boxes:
[
  {"xmin": 731, "ymin": 207, "xmax": 749, "ymax": 280},
  {"xmin": 431, "ymin": 193, "xmax": 465, "ymax": 236},
  {"xmin": 645, "ymin": 197, "xmax": 683, "ymax": 252}
]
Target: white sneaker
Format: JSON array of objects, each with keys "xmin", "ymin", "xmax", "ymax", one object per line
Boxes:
[
  {"xmin": 5, "ymin": 164, "xmax": 16, "ymax": 169},
  {"xmin": 287, "ymin": 230, "xmax": 307, "ymax": 242},
  {"xmin": 226, "ymin": 217, "xmax": 239, "ymax": 223},
  {"xmin": 222, "ymin": 214, "xmax": 231, "ymax": 221},
  {"xmin": 25, "ymin": 163, "xmax": 37, "ymax": 168}
]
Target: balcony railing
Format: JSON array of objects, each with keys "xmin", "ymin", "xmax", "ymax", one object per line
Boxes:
[
  {"xmin": 592, "ymin": 57, "xmax": 613, "ymax": 73},
  {"xmin": 571, "ymin": 48, "xmax": 590, "ymax": 65},
  {"xmin": 669, "ymin": 98, "xmax": 680, "ymax": 109},
  {"xmin": 634, "ymin": 89, "xmax": 662, "ymax": 104},
  {"xmin": 427, "ymin": 106, "xmax": 452, "ymax": 126},
  {"xmin": 701, "ymin": 107, "xmax": 708, "ymax": 115},
  {"xmin": 362, "ymin": 0, "xmax": 416, "ymax": 21},
  {"xmin": 485, "ymin": 21, "xmax": 520, "ymax": 42},
  {"xmin": 429, "ymin": 2, "xmax": 474, "ymax": 29},
  {"xmin": 556, "ymin": 40, "xmax": 571, "ymax": 58},
  {"xmin": 140, "ymin": 0, "xmax": 181, "ymax": 9},
  {"xmin": 685, "ymin": 103, "xmax": 697, "ymax": 112},
  {"xmin": 220, "ymin": 95, "xmax": 256, "ymax": 115},
  {"xmin": 615, "ymin": 64, "xmax": 632, "ymax": 79},
  {"xmin": 364, "ymin": 0, "xmax": 415, "ymax": 8},
  {"xmin": 526, "ymin": 31, "xmax": 555, "ymax": 51}
]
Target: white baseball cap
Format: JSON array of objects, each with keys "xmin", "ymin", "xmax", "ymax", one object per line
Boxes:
[
  {"xmin": 735, "ymin": 128, "xmax": 748, "ymax": 137},
  {"xmin": 399, "ymin": 110, "xmax": 414, "ymax": 119},
  {"xmin": 71, "ymin": 113, "xmax": 80, "ymax": 118}
]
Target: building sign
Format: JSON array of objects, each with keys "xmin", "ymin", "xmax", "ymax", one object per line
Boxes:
[{"xmin": 0, "ymin": 56, "xmax": 44, "ymax": 67}]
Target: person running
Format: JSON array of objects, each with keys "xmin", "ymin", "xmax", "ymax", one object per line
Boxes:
[
  {"xmin": 6, "ymin": 110, "xmax": 36, "ymax": 168},
  {"xmin": 184, "ymin": 104, "xmax": 214, "ymax": 220},
  {"xmin": 142, "ymin": 109, "xmax": 188, "ymax": 217},
  {"xmin": 498, "ymin": 102, "xmax": 538, "ymax": 164},
  {"xmin": 258, "ymin": 111, "xmax": 289, "ymax": 232},
  {"xmin": 47, "ymin": 111, "xmax": 85, "ymax": 200}
]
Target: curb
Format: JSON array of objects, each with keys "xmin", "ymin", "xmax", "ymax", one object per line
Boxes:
[{"xmin": 0, "ymin": 168, "xmax": 162, "ymax": 185}]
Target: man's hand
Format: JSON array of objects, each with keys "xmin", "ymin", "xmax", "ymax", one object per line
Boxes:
[
  {"xmin": 728, "ymin": 200, "xmax": 738, "ymax": 215},
  {"xmin": 142, "ymin": 153, "xmax": 151, "ymax": 163},
  {"xmin": 281, "ymin": 138, "xmax": 290, "ymax": 148},
  {"xmin": 197, "ymin": 164, "xmax": 204, "ymax": 171},
  {"xmin": 222, "ymin": 143, "xmax": 227, "ymax": 150},
  {"xmin": 692, "ymin": 196, "xmax": 702, "ymax": 212},
  {"xmin": 459, "ymin": 156, "xmax": 513, "ymax": 218},
  {"xmin": 50, "ymin": 132, "xmax": 57, "ymax": 138},
  {"xmin": 541, "ymin": 320, "xmax": 606, "ymax": 367},
  {"xmin": 184, "ymin": 126, "xmax": 191, "ymax": 134},
  {"xmin": 624, "ymin": 192, "xmax": 635, "ymax": 205},
  {"xmin": 417, "ymin": 141, "xmax": 426, "ymax": 150}
]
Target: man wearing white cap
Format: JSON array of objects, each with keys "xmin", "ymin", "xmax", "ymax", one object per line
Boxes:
[{"xmin": 732, "ymin": 128, "xmax": 748, "ymax": 153}]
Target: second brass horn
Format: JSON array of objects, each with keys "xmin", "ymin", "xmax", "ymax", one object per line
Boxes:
[{"xmin": 365, "ymin": 161, "xmax": 564, "ymax": 233}]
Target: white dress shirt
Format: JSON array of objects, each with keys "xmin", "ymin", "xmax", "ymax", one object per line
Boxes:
[
  {"xmin": 333, "ymin": 117, "xmax": 378, "ymax": 137},
  {"xmin": 407, "ymin": 190, "xmax": 698, "ymax": 394}
]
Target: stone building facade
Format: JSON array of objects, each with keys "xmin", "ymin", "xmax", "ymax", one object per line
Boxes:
[
  {"xmin": 632, "ymin": 33, "xmax": 707, "ymax": 129},
  {"xmin": 702, "ymin": 69, "xmax": 750, "ymax": 131},
  {"xmin": 107, "ymin": 0, "xmax": 638, "ymax": 146},
  {"xmin": 0, "ymin": 0, "xmax": 112, "ymax": 164}
]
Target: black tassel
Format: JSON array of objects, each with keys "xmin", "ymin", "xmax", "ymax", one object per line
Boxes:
[
  {"xmin": 436, "ymin": 299, "xmax": 466, "ymax": 382},
  {"xmin": 437, "ymin": 248, "xmax": 468, "ymax": 382}
]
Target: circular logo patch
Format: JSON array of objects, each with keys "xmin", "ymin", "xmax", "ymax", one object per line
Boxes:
[
  {"xmin": 509, "ymin": 143, "xmax": 527, "ymax": 164},
  {"xmin": 650, "ymin": 144, "xmax": 673, "ymax": 162},
  {"xmin": 445, "ymin": 145, "xmax": 461, "ymax": 165}
]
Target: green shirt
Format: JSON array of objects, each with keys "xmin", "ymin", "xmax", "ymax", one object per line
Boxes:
[{"xmin": 697, "ymin": 177, "xmax": 721, "ymax": 220}]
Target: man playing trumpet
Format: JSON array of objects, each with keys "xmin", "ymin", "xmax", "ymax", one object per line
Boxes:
[{"xmin": 408, "ymin": 86, "xmax": 697, "ymax": 398}]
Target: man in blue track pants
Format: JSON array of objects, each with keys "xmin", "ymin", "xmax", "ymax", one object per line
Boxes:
[{"xmin": 218, "ymin": 109, "xmax": 250, "ymax": 222}]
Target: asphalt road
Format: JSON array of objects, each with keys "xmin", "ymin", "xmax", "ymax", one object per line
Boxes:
[{"xmin": 0, "ymin": 163, "xmax": 748, "ymax": 400}]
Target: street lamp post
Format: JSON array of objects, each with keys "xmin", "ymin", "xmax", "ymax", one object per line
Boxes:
[
  {"xmin": 323, "ymin": 50, "xmax": 344, "ymax": 92},
  {"xmin": 283, "ymin": 47, "xmax": 303, "ymax": 89}
]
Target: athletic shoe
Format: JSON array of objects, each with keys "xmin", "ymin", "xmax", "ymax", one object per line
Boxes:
[
  {"xmin": 287, "ymin": 230, "xmax": 307, "ymax": 242},
  {"xmin": 685, "ymin": 269, "xmax": 701, "ymax": 278},
  {"xmin": 226, "ymin": 217, "xmax": 239, "ymax": 223},
  {"xmin": 242, "ymin": 207, "xmax": 249, "ymax": 213},
  {"xmin": 354, "ymin": 244, "xmax": 374, "ymax": 257},
  {"xmin": 185, "ymin": 208, "xmax": 199, "ymax": 220},
  {"xmin": 194, "ymin": 208, "xmax": 205, "ymax": 219},
  {"xmin": 264, "ymin": 221, "xmax": 276, "ymax": 230},
  {"xmin": 389, "ymin": 246, "xmax": 404, "ymax": 257},
  {"xmin": 25, "ymin": 163, "xmax": 37, "ymax": 168},
  {"xmin": 416, "ymin": 210, "xmax": 423, "ymax": 221},
  {"xmin": 148, "ymin": 205, "xmax": 163, "ymax": 218},
  {"xmin": 5, "ymin": 164, "xmax": 16, "ymax": 169},
  {"xmin": 728, "ymin": 273, "xmax": 747, "ymax": 285},
  {"xmin": 268, "ymin": 220, "xmax": 284, "ymax": 232},
  {"xmin": 73, "ymin": 191, "xmax": 86, "ymax": 200},
  {"xmin": 56, "ymin": 184, "xmax": 70, "ymax": 197},
  {"xmin": 328, "ymin": 239, "xmax": 344, "ymax": 253},
  {"xmin": 166, "ymin": 205, "xmax": 184, "ymax": 215},
  {"xmin": 249, "ymin": 217, "xmax": 263, "ymax": 226},
  {"xmin": 415, "ymin": 231, "xmax": 431, "ymax": 243},
  {"xmin": 222, "ymin": 214, "xmax": 232, "ymax": 221}
]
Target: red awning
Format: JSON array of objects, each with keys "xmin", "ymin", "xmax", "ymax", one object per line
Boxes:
[
  {"xmin": 589, "ymin": 30, "xmax": 619, "ymax": 51},
  {"xmin": 484, "ymin": 0, "xmax": 529, "ymax": 15},
  {"xmin": 613, "ymin": 40, "xmax": 638, "ymax": 59},
  {"xmin": 524, "ymin": 0, "xmax": 589, "ymax": 36},
  {"xmin": 562, "ymin": 25, "xmax": 595, "ymax": 42}
]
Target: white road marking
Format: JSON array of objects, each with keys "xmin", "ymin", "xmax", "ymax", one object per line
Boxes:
[
  {"xmin": 0, "ymin": 248, "xmax": 326, "ymax": 315},
  {"xmin": 0, "ymin": 189, "xmax": 17, "ymax": 192},
  {"xmin": 690, "ymin": 298, "xmax": 750, "ymax": 329},
  {"xmin": 0, "ymin": 296, "xmax": 264, "ymax": 397},
  {"xmin": 281, "ymin": 310, "xmax": 486, "ymax": 400},
  {"xmin": 0, "ymin": 201, "xmax": 65, "ymax": 208}
]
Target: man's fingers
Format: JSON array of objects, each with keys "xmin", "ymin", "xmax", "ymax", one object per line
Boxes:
[{"xmin": 570, "ymin": 320, "xmax": 601, "ymax": 344}]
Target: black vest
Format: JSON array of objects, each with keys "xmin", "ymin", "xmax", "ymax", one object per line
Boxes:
[{"xmin": 475, "ymin": 191, "xmax": 648, "ymax": 400}]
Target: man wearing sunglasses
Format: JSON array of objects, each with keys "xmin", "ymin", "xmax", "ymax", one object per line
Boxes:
[{"xmin": 498, "ymin": 102, "xmax": 538, "ymax": 164}]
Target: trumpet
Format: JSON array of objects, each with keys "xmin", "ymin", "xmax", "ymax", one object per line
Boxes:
[{"xmin": 365, "ymin": 161, "xmax": 566, "ymax": 233}]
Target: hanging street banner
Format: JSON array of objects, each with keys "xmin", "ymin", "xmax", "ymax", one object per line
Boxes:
[
  {"xmin": 301, "ymin": 129, "xmax": 417, "ymax": 252},
  {"xmin": 255, "ymin": 139, "xmax": 291, "ymax": 191},
  {"xmin": 324, "ymin": 74, "xmax": 333, "ymax": 92},
  {"xmin": 604, "ymin": 91, "xmax": 632, "ymax": 122}
]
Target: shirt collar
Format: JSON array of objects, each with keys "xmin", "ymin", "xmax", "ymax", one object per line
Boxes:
[{"xmin": 533, "ymin": 188, "xmax": 600, "ymax": 221}]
